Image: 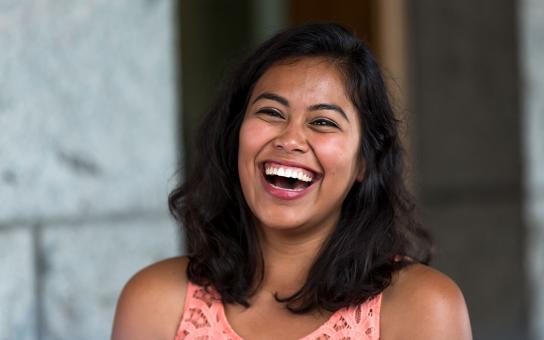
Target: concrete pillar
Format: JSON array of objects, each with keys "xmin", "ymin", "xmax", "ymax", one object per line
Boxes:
[
  {"xmin": 0, "ymin": 1, "xmax": 179, "ymax": 339},
  {"xmin": 408, "ymin": 1, "xmax": 525, "ymax": 339},
  {"xmin": 520, "ymin": 0, "xmax": 544, "ymax": 338}
]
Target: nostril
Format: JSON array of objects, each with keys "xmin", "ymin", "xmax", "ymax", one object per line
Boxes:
[{"xmin": 273, "ymin": 137, "xmax": 308, "ymax": 153}]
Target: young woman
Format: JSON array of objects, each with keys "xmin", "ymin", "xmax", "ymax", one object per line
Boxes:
[{"xmin": 112, "ymin": 23, "xmax": 472, "ymax": 340}]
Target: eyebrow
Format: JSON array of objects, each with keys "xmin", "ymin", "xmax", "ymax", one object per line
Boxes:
[
  {"xmin": 252, "ymin": 92, "xmax": 350, "ymax": 122},
  {"xmin": 308, "ymin": 103, "xmax": 349, "ymax": 122},
  {"xmin": 252, "ymin": 92, "xmax": 289, "ymax": 106}
]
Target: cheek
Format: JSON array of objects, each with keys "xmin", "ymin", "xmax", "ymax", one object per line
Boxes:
[
  {"xmin": 314, "ymin": 135, "xmax": 361, "ymax": 178},
  {"xmin": 240, "ymin": 120, "xmax": 264, "ymax": 158},
  {"xmin": 238, "ymin": 119, "xmax": 274, "ymax": 175}
]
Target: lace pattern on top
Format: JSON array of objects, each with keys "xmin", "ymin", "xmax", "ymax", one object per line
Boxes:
[{"xmin": 175, "ymin": 281, "xmax": 382, "ymax": 340}]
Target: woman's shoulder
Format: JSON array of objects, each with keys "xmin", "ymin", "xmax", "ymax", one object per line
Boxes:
[
  {"xmin": 111, "ymin": 256, "xmax": 189, "ymax": 340},
  {"xmin": 380, "ymin": 263, "xmax": 472, "ymax": 340}
]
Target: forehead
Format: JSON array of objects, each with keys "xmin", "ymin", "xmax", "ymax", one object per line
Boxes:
[{"xmin": 250, "ymin": 57, "xmax": 352, "ymax": 104}]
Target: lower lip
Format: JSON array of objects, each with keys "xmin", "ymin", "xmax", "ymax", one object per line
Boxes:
[{"xmin": 260, "ymin": 172, "xmax": 316, "ymax": 200}]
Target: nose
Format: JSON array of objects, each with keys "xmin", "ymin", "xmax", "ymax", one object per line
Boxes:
[{"xmin": 273, "ymin": 122, "xmax": 309, "ymax": 153}]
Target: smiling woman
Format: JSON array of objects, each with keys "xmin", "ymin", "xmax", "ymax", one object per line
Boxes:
[
  {"xmin": 239, "ymin": 58, "xmax": 364, "ymax": 236},
  {"xmin": 111, "ymin": 23, "xmax": 472, "ymax": 340}
]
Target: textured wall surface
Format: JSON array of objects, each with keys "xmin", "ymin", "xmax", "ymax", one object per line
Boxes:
[
  {"xmin": 0, "ymin": 227, "xmax": 36, "ymax": 340},
  {"xmin": 0, "ymin": 1, "xmax": 180, "ymax": 339},
  {"xmin": 0, "ymin": 1, "xmax": 177, "ymax": 221},
  {"xmin": 521, "ymin": 0, "xmax": 544, "ymax": 338},
  {"xmin": 41, "ymin": 219, "xmax": 178, "ymax": 340},
  {"xmin": 409, "ymin": 1, "xmax": 525, "ymax": 339}
]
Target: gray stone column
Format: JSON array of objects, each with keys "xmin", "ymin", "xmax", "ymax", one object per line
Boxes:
[
  {"xmin": 520, "ymin": 0, "xmax": 544, "ymax": 339},
  {"xmin": 0, "ymin": 1, "xmax": 180, "ymax": 339},
  {"xmin": 408, "ymin": 1, "xmax": 525, "ymax": 339}
]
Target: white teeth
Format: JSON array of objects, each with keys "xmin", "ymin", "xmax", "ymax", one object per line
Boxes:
[{"xmin": 264, "ymin": 164, "xmax": 314, "ymax": 182}]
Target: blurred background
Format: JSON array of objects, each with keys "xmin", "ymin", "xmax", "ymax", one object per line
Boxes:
[{"xmin": 0, "ymin": 0, "xmax": 542, "ymax": 339}]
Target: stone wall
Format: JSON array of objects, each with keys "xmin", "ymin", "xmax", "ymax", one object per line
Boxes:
[{"xmin": 0, "ymin": 1, "xmax": 180, "ymax": 339}]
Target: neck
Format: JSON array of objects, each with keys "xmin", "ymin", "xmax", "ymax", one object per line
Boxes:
[{"xmin": 256, "ymin": 224, "xmax": 332, "ymax": 297}]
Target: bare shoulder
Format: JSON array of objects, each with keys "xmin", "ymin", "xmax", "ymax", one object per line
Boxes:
[
  {"xmin": 111, "ymin": 256, "xmax": 189, "ymax": 340},
  {"xmin": 380, "ymin": 263, "xmax": 472, "ymax": 340}
]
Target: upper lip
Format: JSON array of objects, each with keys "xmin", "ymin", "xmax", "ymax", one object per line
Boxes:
[{"xmin": 260, "ymin": 159, "xmax": 322, "ymax": 179}]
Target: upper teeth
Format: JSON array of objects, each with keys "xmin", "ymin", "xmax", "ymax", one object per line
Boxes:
[{"xmin": 265, "ymin": 165, "xmax": 313, "ymax": 182}]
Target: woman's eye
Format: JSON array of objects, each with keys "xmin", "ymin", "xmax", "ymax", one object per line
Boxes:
[
  {"xmin": 257, "ymin": 108, "xmax": 283, "ymax": 118},
  {"xmin": 311, "ymin": 118, "xmax": 339, "ymax": 128}
]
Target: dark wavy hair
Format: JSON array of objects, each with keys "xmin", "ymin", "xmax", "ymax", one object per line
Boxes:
[{"xmin": 169, "ymin": 23, "xmax": 432, "ymax": 313}]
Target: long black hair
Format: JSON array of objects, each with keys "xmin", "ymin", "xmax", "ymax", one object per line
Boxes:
[{"xmin": 169, "ymin": 23, "xmax": 432, "ymax": 313}]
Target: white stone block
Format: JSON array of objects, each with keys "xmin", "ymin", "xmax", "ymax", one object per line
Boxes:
[
  {"xmin": 0, "ymin": 227, "xmax": 36, "ymax": 340},
  {"xmin": 41, "ymin": 218, "xmax": 179, "ymax": 340},
  {"xmin": 0, "ymin": 0, "xmax": 179, "ymax": 221}
]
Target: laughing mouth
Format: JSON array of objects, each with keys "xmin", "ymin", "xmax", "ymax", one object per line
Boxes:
[{"xmin": 263, "ymin": 162, "xmax": 317, "ymax": 191}]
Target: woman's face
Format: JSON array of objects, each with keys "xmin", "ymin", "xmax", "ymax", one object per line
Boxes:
[{"xmin": 238, "ymin": 57, "xmax": 364, "ymax": 235}]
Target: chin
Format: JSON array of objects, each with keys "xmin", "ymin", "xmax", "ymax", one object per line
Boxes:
[
  {"xmin": 255, "ymin": 210, "xmax": 308, "ymax": 231},
  {"xmin": 264, "ymin": 219, "xmax": 305, "ymax": 231},
  {"xmin": 256, "ymin": 209, "xmax": 339, "ymax": 237}
]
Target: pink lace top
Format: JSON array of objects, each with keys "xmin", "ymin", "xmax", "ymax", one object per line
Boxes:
[{"xmin": 175, "ymin": 281, "xmax": 382, "ymax": 340}]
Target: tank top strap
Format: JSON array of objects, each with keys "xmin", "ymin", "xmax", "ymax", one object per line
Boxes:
[{"xmin": 175, "ymin": 281, "xmax": 237, "ymax": 340}]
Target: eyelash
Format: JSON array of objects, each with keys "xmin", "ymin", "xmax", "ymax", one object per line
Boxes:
[
  {"xmin": 256, "ymin": 108, "xmax": 340, "ymax": 129},
  {"xmin": 310, "ymin": 118, "xmax": 339, "ymax": 128},
  {"xmin": 258, "ymin": 108, "xmax": 283, "ymax": 118}
]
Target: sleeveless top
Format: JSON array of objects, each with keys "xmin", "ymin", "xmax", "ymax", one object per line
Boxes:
[{"xmin": 175, "ymin": 281, "xmax": 382, "ymax": 340}]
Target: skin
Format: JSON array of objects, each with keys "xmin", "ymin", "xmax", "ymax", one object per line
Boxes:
[
  {"xmin": 238, "ymin": 57, "xmax": 364, "ymax": 239},
  {"xmin": 111, "ymin": 58, "xmax": 472, "ymax": 340}
]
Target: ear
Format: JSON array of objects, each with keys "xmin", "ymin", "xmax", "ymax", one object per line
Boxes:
[{"xmin": 355, "ymin": 161, "xmax": 365, "ymax": 182}]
